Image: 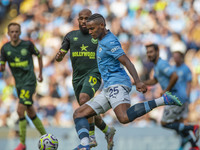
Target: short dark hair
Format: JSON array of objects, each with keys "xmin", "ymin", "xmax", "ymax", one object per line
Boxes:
[
  {"xmin": 78, "ymin": 9, "xmax": 92, "ymax": 17},
  {"xmin": 87, "ymin": 13, "xmax": 106, "ymax": 26},
  {"xmin": 145, "ymin": 43, "xmax": 159, "ymax": 51},
  {"xmin": 8, "ymin": 22, "xmax": 21, "ymax": 31}
]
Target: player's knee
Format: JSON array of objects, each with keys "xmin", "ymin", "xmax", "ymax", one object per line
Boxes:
[
  {"xmin": 17, "ymin": 109, "xmax": 25, "ymax": 118},
  {"xmin": 161, "ymin": 121, "xmax": 167, "ymax": 126},
  {"xmin": 27, "ymin": 111, "xmax": 36, "ymax": 119},
  {"xmin": 27, "ymin": 107, "xmax": 36, "ymax": 118},
  {"xmin": 73, "ymin": 108, "xmax": 82, "ymax": 119},
  {"xmin": 117, "ymin": 115, "xmax": 129, "ymax": 124},
  {"xmin": 79, "ymin": 94, "xmax": 90, "ymax": 105},
  {"xmin": 79, "ymin": 98, "xmax": 88, "ymax": 105}
]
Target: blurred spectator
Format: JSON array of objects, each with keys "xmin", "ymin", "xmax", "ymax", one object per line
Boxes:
[{"xmin": 55, "ymin": 97, "xmax": 73, "ymax": 127}]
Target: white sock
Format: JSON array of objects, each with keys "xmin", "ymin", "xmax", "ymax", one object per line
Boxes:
[
  {"xmin": 154, "ymin": 97, "xmax": 165, "ymax": 106},
  {"xmin": 80, "ymin": 137, "xmax": 89, "ymax": 146}
]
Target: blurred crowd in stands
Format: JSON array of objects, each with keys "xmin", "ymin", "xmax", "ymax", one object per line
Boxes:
[{"xmin": 0, "ymin": 0, "xmax": 200, "ymax": 129}]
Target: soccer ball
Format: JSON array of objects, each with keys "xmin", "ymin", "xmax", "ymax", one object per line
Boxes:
[{"xmin": 38, "ymin": 133, "xmax": 58, "ymax": 150}]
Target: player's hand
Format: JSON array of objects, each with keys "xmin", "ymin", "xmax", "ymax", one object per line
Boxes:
[
  {"xmin": 55, "ymin": 51, "xmax": 66, "ymax": 62},
  {"xmin": 37, "ymin": 74, "xmax": 43, "ymax": 82},
  {"xmin": 135, "ymin": 81, "xmax": 147, "ymax": 93},
  {"xmin": 160, "ymin": 90, "xmax": 167, "ymax": 96},
  {"xmin": 0, "ymin": 65, "xmax": 5, "ymax": 72}
]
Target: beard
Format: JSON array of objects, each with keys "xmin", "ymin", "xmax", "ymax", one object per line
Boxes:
[
  {"xmin": 79, "ymin": 24, "xmax": 89, "ymax": 34},
  {"xmin": 148, "ymin": 56, "xmax": 156, "ymax": 63}
]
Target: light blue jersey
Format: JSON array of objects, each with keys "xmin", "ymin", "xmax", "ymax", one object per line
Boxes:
[
  {"xmin": 172, "ymin": 63, "xmax": 192, "ymax": 102},
  {"xmin": 154, "ymin": 58, "xmax": 185, "ymax": 103},
  {"xmin": 97, "ymin": 31, "xmax": 132, "ymax": 88}
]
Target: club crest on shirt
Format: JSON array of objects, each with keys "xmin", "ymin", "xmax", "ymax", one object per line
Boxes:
[
  {"xmin": 91, "ymin": 38, "xmax": 98, "ymax": 44},
  {"xmin": 99, "ymin": 47, "xmax": 102, "ymax": 53},
  {"xmin": 21, "ymin": 48, "xmax": 27, "ymax": 56},
  {"xmin": 178, "ymin": 71, "xmax": 183, "ymax": 77},
  {"xmin": 73, "ymin": 37, "xmax": 78, "ymax": 41},
  {"xmin": 7, "ymin": 51, "xmax": 11, "ymax": 56},
  {"xmin": 164, "ymin": 67, "xmax": 170, "ymax": 73}
]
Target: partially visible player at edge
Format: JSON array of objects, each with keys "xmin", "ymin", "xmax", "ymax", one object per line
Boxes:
[
  {"xmin": 55, "ymin": 9, "xmax": 115, "ymax": 149},
  {"xmin": 172, "ymin": 46, "xmax": 199, "ymax": 150},
  {"xmin": 0, "ymin": 23, "xmax": 46, "ymax": 150},
  {"xmin": 144, "ymin": 43, "xmax": 199, "ymax": 150},
  {"xmin": 72, "ymin": 13, "xmax": 182, "ymax": 150}
]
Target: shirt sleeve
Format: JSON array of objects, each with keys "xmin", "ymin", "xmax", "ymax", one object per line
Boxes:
[
  {"xmin": 0, "ymin": 45, "xmax": 7, "ymax": 64},
  {"xmin": 159, "ymin": 61, "xmax": 174, "ymax": 77},
  {"xmin": 60, "ymin": 33, "xmax": 70, "ymax": 53},
  {"xmin": 106, "ymin": 39, "xmax": 125, "ymax": 59},
  {"xmin": 29, "ymin": 41, "xmax": 40, "ymax": 56},
  {"xmin": 154, "ymin": 60, "xmax": 174, "ymax": 79}
]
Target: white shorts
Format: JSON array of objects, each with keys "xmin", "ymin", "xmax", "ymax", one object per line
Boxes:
[
  {"xmin": 86, "ymin": 84, "xmax": 131, "ymax": 115},
  {"xmin": 161, "ymin": 102, "xmax": 189, "ymax": 123}
]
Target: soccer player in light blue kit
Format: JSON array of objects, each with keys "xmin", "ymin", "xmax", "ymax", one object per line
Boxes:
[
  {"xmin": 172, "ymin": 48, "xmax": 199, "ymax": 150},
  {"xmin": 145, "ymin": 43, "xmax": 199, "ymax": 150},
  {"xmin": 73, "ymin": 14, "xmax": 182, "ymax": 150}
]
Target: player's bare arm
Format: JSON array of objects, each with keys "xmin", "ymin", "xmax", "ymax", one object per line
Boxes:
[
  {"xmin": 187, "ymin": 81, "xmax": 192, "ymax": 97},
  {"xmin": 144, "ymin": 78, "xmax": 158, "ymax": 86},
  {"xmin": 37, "ymin": 53, "xmax": 43, "ymax": 82},
  {"xmin": 165, "ymin": 72, "xmax": 178, "ymax": 92},
  {"xmin": 118, "ymin": 54, "xmax": 147, "ymax": 93},
  {"xmin": 0, "ymin": 64, "xmax": 5, "ymax": 72},
  {"xmin": 55, "ymin": 50, "xmax": 66, "ymax": 62}
]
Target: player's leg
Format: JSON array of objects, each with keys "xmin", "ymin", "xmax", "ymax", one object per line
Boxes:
[
  {"xmin": 15, "ymin": 88, "xmax": 28, "ymax": 150},
  {"xmin": 81, "ymin": 82, "xmax": 116, "ymax": 149},
  {"xmin": 126, "ymin": 91, "xmax": 182, "ymax": 122},
  {"xmin": 161, "ymin": 105, "xmax": 199, "ymax": 149},
  {"xmin": 24, "ymin": 85, "xmax": 46, "ymax": 135},
  {"xmin": 79, "ymin": 93, "xmax": 97, "ymax": 147},
  {"xmin": 73, "ymin": 104, "xmax": 97, "ymax": 150},
  {"xmin": 162, "ymin": 121, "xmax": 198, "ymax": 149},
  {"xmin": 74, "ymin": 79, "xmax": 96, "ymax": 139},
  {"xmin": 74, "ymin": 83, "xmax": 98, "ymax": 148},
  {"xmin": 26, "ymin": 105, "xmax": 46, "ymax": 135},
  {"xmin": 15, "ymin": 103, "xmax": 27, "ymax": 150},
  {"xmin": 95, "ymin": 115, "xmax": 116, "ymax": 150},
  {"xmin": 73, "ymin": 91, "xmax": 111, "ymax": 150},
  {"xmin": 108, "ymin": 85, "xmax": 181, "ymax": 123},
  {"xmin": 80, "ymin": 95, "xmax": 116, "ymax": 150},
  {"xmin": 79, "ymin": 72, "xmax": 114, "ymax": 148},
  {"xmin": 162, "ymin": 123, "xmax": 199, "ymax": 150},
  {"xmin": 109, "ymin": 84, "xmax": 146, "ymax": 124}
]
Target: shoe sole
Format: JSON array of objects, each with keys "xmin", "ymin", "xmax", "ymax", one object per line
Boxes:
[
  {"xmin": 107, "ymin": 128, "xmax": 116, "ymax": 150},
  {"xmin": 89, "ymin": 138, "xmax": 97, "ymax": 148}
]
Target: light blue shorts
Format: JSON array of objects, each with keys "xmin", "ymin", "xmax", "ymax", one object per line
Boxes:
[
  {"xmin": 86, "ymin": 84, "xmax": 131, "ymax": 115},
  {"xmin": 161, "ymin": 102, "xmax": 189, "ymax": 123}
]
